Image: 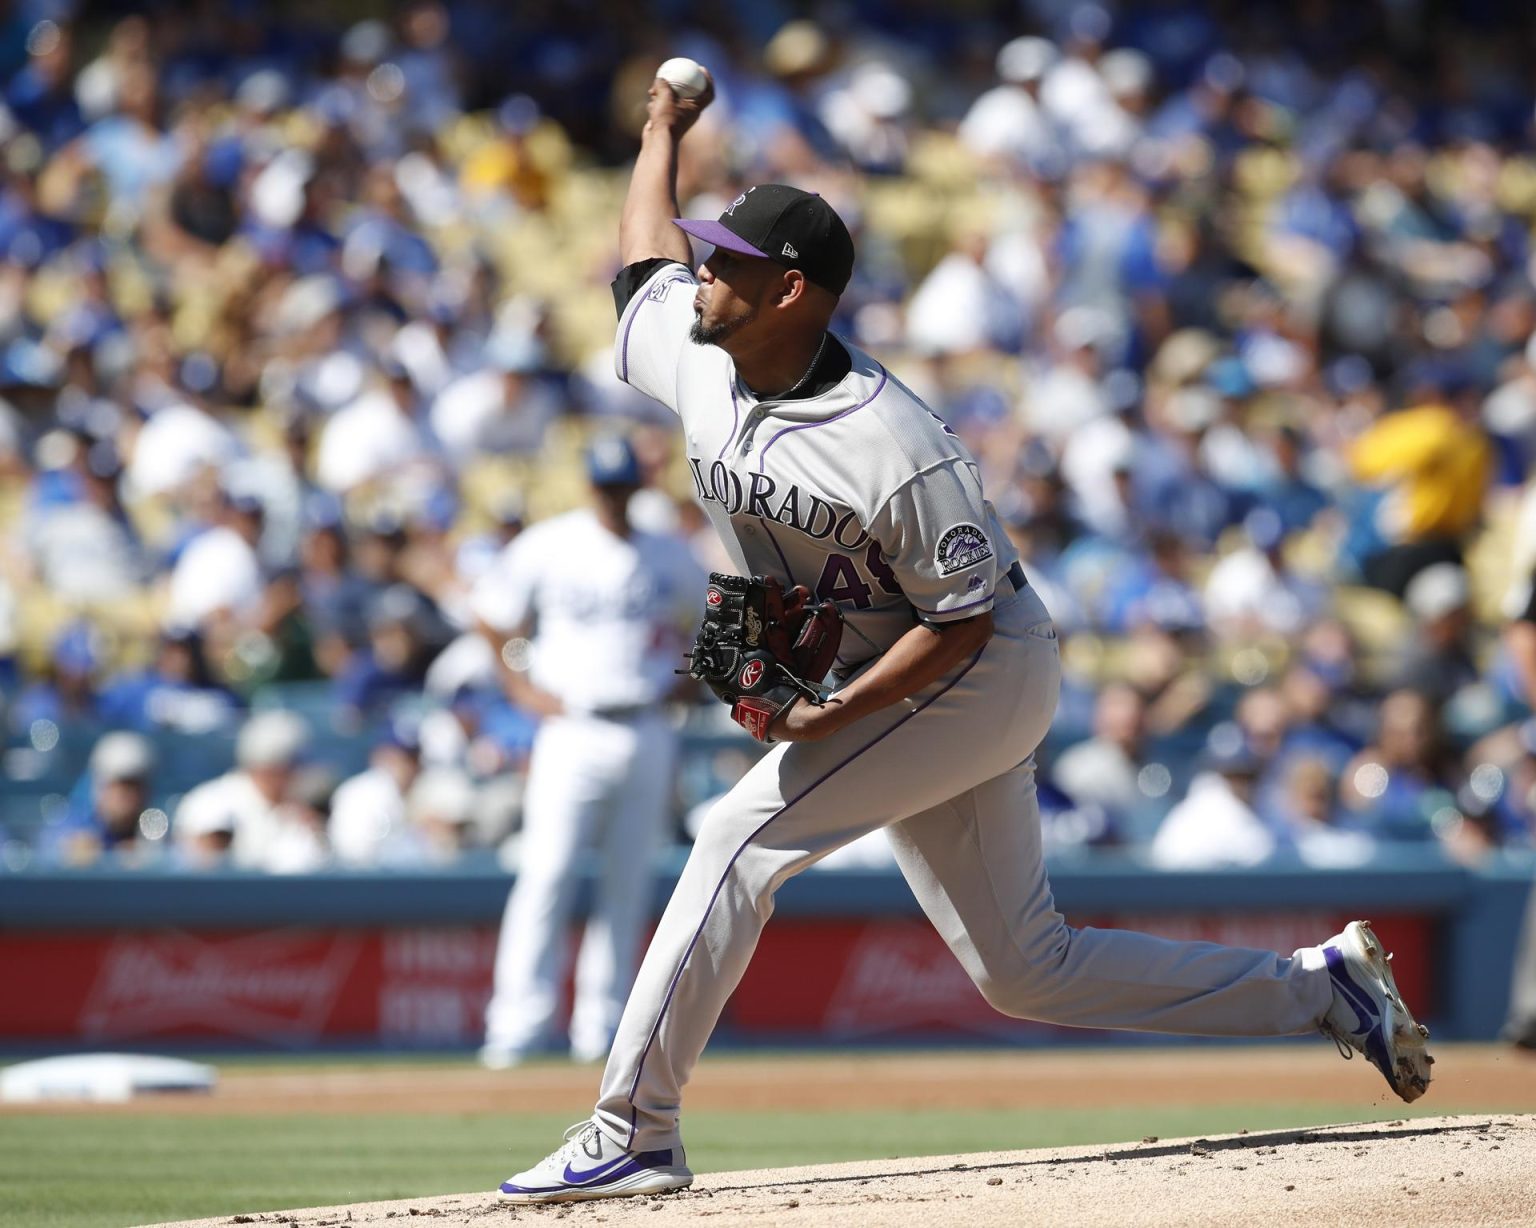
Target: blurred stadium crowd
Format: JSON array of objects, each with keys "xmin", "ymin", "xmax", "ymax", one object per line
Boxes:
[{"xmin": 6, "ymin": 0, "xmax": 1536, "ymax": 873}]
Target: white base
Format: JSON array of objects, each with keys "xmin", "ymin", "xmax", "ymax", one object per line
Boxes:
[{"xmin": 0, "ymin": 1053, "xmax": 216, "ymax": 1103}]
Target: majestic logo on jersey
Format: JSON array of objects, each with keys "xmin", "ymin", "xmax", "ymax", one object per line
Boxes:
[
  {"xmin": 738, "ymin": 659, "xmax": 765, "ymax": 689},
  {"xmin": 935, "ymin": 523, "xmax": 993, "ymax": 576},
  {"xmin": 685, "ymin": 458, "xmax": 871, "ymax": 551},
  {"xmin": 647, "ymin": 278, "xmax": 675, "ymax": 302}
]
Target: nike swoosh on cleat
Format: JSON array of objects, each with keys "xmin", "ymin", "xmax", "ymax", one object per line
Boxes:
[
  {"xmin": 1324, "ymin": 947, "xmax": 1379, "ymax": 1027},
  {"xmin": 501, "ymin": 1157, "xmax": 643, "ymax": 1195},
  {"xmin": 562, "ymin": 1156, "xmax": 641, "ymax": 1185},
  {"xmin": 1323, "ymin": 947, "xmax": 1396, "ymax": 1080}
]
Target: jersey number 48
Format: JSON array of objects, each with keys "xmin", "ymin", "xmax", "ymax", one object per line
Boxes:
[{"xmin": 815, "ymin": 541, "xmax": 902, "ymax": 609}]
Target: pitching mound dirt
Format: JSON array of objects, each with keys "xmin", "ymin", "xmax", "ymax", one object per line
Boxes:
[{"xmin": 145, "ymin": 1114, "xmax": 1533, "ymax": 1228}]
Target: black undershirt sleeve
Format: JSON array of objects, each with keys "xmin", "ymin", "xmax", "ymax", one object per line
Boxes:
[{"xmin": 612, "ymin": 258, "xmax": 686, "ymax": 318}]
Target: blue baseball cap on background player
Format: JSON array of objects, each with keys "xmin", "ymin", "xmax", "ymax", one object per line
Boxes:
[{"xmin": 586, "ymin": 436, "xmax": 641, "ymax": 487}]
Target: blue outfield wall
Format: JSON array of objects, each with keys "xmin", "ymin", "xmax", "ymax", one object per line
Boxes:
[{"xmin": 2, "ymin": 848, "xmax": 1532, "ymax": 1042}]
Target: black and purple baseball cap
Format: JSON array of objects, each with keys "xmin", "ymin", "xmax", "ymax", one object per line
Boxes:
[{"xmin": 674, "ymin": 184, "xmax": 855, "ymax": 296}]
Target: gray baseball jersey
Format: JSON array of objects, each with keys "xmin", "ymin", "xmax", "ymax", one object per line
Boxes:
[
  {"xmin": 616, "ymin": 260, "xmax": 1019, "ymax": 668},
  {"xmin": 587, "ymin": 255, "xmax": 1335, "ymax": 1158}
]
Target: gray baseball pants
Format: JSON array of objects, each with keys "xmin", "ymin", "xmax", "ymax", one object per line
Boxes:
[{"xmin": 593, "ymin": 584, "xmax": 1333, "ymax": 1152}]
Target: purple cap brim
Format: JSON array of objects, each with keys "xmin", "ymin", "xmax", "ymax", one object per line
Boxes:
[{"xmin": 672, "ymin": 218, "xmax": 772, "ymax": 259}]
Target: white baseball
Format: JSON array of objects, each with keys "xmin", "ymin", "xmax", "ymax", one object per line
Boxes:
[{"xmin": 656, "ymin": 56, "xmax": 708, "ymax": 100}]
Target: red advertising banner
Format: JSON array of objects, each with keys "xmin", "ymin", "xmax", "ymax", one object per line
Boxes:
[{"xmin": 0, "ymin": 913, "xmax": 1432, "ymax": 1047}]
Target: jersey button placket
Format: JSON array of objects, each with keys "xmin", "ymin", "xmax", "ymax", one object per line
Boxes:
[{"xmin": 739, "ymin": 407, "xmax": 766, "ymax": 456}]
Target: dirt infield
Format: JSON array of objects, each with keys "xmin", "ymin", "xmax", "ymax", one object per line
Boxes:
[
  {"xmin": 143, "ymin": 1115, "xmax": 1535, "ymax": 1228},
  {"xmin": 12, "ymin": 1044, "xmax": 1536, "ymax": 1117}
]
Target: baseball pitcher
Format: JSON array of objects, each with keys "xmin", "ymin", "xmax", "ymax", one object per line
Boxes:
[{"xmin": 497, "ymin": 66, "xmax": 1433, "ymax": 1205}]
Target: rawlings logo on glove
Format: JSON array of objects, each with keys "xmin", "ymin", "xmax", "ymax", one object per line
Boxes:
[{"xmin": 683, "ymin": 573, "xmax": 843, "ymax": 743}]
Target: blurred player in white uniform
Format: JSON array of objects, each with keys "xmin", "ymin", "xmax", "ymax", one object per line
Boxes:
[{"xmin": 477, "ymin": 438, "xmax": 703, "ymax": 1066}]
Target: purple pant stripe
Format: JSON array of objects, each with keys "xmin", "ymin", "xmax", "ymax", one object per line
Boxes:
[{"xmin": 623, "ymin": 646, "xmax": 986, "ymax": 1146}]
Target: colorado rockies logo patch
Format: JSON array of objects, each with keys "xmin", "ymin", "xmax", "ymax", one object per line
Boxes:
[
  {"xmin": 935, "ymin": 523, "xmax": 993, "ymax": 576},
  {"xmin": 738, "ymin": 659, "xmax": 765, "ymax": 689}
]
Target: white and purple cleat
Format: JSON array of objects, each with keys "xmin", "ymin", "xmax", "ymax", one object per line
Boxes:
[
  {"xmin": 1319, "ymin": 919, "xmax": 1434, "ymax": 1103},
  {"xmin": 498, "ymin": 1120, "xmax": 693, "ymax": 1204}
]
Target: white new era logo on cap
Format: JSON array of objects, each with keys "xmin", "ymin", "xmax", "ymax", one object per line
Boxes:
[{"xmin": 782, "ymin": 242, "xmax": 798, "ymax": 258}]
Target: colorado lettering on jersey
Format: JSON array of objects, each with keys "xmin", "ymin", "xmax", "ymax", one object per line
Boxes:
[{"xmin": 685, "ymin": 456, "xmax": 871, "ymax": 551}]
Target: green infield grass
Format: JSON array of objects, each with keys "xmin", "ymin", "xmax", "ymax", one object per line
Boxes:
[{"xmin": 0, "ymin": 1100, "xmax": 1445, "ymax": 1228}]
